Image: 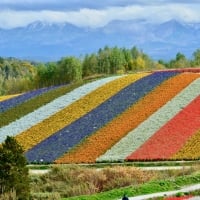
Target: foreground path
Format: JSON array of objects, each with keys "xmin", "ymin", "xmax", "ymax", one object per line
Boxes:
[{"xmin": 123, "ymin": 184, "xmax": 200, "ymax": 200}]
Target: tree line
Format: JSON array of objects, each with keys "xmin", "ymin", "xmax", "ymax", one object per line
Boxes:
[{"xmin": 1, "ymin": 47, "xmax": 200, "ymax": 95}]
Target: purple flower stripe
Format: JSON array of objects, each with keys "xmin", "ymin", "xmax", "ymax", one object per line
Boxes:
[
  {"xmin": 25, "ymin": 71, "xmax": 179, "ymax": 163},
  {"xmin": 0, "ymin": 85, "xmax": 62, "ymax": 113}
]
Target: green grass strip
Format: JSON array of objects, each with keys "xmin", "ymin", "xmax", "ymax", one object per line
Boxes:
[
  {"xmin": 80, "ymin": 160, "xmax": 200, "ymax": 168},
  {"xmin": 0, "ymin": 81, "xmax": 85, "ymax": 128},
  {"xmin": 61, "ymin": 172, "xmax": 200, "ymax": 200}
]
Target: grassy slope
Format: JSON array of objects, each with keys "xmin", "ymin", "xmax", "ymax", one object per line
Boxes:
[{"xmin": 62, "ymin": 172, "xmax": 200, "ymax": 200}]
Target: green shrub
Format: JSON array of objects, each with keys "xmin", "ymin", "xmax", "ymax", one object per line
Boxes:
[{"xmin": 0, "ymin": 136, "xmax": 30, "ymax": 200}]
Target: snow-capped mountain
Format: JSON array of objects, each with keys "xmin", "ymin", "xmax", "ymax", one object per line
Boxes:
[{"xmin": 0, "ymin": 19, "xmax": 199, "ymax": 61}]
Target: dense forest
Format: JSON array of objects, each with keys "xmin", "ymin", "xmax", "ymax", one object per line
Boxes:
[{"xmin": 1, "ymin": 46, "xmax": 200, "ymax": 95}]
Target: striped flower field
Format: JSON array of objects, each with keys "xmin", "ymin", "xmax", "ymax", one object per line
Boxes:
[{"xmin": 1, "ymin": 69, "xmax": 200, "ymax": 163}]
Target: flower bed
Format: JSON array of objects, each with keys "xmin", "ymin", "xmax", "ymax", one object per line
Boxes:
[
  {"xmin": 55, "ymin": 73, "xmax": 199, "ymax": 163},
  {"xmin": 0, "ymin": 85, "xmax": 60, "ymax": 113},
  {"xmin": 15, "ymin": 74, "xmax": 145, "ymax": 152},
  {"xmin": 126, "ymin": 95, "xmax": 200, "ymax": 161},
  {"xmin": 164, "ymin": 196, "xmax": 192, "ymax": 200},
  {"xmin": 0, "ymin": 84, "xmax": 75, "ymax": 128},
  {"xmin": 0, "ymin": 76, "xmax": 119, "ymax": 142},
  {"xmin": 24, "ymin": 71, "xmax": 178, "ymax": 163},
  {"xmin": 97, "ymin": 78, "xmax": 200, "ymax": 162}
]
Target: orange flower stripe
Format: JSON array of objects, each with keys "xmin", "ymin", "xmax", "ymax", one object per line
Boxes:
[
  {"xmin": 16, "ymin": 73, "xmax": 147, "ymax": 151},
  {"xmin": 55, "ymin": 73, "xmax": 200, "ymax": 163},
  {"xmin": 172, "ymin": 129, "xmax": 200, "ymax": 160}
]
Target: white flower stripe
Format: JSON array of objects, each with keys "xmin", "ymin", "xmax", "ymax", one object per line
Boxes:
[
  {"xmin": 97, "ymin": 78, "xmax": 200, "ymax": 162},
  {"xmin": 0, "ymin": 76, "xmax": 120, "ymax": 143}
]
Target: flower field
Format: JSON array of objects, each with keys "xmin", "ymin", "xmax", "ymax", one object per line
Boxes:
[
  {"xmin": 0, "ymin": 76, "xmax": 121, "ymax": 142},
  {"xmin": 1, "ymin": 70, "xmax": 200, "ymax": 163},
  {"xmin": 0, "ymin": 85, "xmax": 61, "ymax": 113}
]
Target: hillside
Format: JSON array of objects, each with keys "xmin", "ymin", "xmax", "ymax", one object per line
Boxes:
[{"xmin": 0, "ymin": 69, "xmax": 200, "ymax": 164}]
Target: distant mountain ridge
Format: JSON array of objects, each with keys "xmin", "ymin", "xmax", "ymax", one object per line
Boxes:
[{"xmin": 0, "ymin": 19, "xmax": 200, "ymax": 61}]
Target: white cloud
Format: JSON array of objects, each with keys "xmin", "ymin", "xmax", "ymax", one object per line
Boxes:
[{"xmin": 0, "ymin": 3, "xmax": 200, "ymax": 29}]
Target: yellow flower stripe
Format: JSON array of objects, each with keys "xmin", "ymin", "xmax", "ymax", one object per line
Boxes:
[
  {"xmin": 0, "ymin": 93, "xmax": 22, "ymax": 102},
  {"xmin": 172, "ymin": 129, "xmax": 200, "ymax": 160},
  {"xmin": 16, "ymin": 73, "xmax": 148, "ymax": 151}
]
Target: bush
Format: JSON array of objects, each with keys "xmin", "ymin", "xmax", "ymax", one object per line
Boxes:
[{"xmin": 0, "ymin": 136, "xmax": 30, "ymax": 200}]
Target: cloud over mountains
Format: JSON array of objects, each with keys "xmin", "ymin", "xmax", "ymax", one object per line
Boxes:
[{"xmin": 0, "ymin": 1, "xmax": 200, "ymax": 29}]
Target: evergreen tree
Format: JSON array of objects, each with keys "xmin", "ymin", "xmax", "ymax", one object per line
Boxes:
[{"xmin": 0, "ymin": 136, "xmax": 30, "ymax": 200}]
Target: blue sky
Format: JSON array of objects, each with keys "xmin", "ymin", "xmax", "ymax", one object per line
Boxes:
[{"xmin": 0, "ymin": 0, "xmax": 200, "ymax": 29}]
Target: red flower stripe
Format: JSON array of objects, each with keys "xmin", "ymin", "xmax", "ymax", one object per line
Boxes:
[
  {"xmin": 164, "ymin": 196, "xmax": 192, "ymax": 200},
  {"xmin": 55, "ymin": 73, "xmax": 199, "ymax": 163},
  {"xmin": 127, "ymin": 95, "xmax": 200, "ymax": 161}
]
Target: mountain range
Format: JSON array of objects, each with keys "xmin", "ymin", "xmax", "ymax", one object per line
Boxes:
[{"xmin": 0, "ymin": 19, "xmax": 200, "ymax": 61}]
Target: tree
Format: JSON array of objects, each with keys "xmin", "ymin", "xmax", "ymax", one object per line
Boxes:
[
  {"xmin": 109, "ymin": 47, "xmax": 126, "ymax": 74},
  {"xmin": 36, "ymin": 62, "xmax": 57, "ymax": 87},
  {"xmin": 82, "ymin": 54, "xmax": 98, "ymax": 77},
  {"xmin": 175, "ymin": 53, "xmax": 190, "ymax": 68},
  {"xmin": 97, "ymin": 47, "xmax": 111, "ymax": 74},
  {"xmin": 131, "ymin": 46, "xmax": 140, "ymax": 59},
  {"xmin": 176, "ymin": 52, "xmax": 185, "ymax": 61},
  {"xmin": 133, "ymin": 56, "xmax": 146, "ymax": 71},
  {"xmin": 192, "ymin": 49, "xmax": 200, "ymax": 66},
  {"xmin": 57, "ymin": 57, "xmax": 82, "ymax": 84},
  {"xmin": 122, "ymin": 48, "xmax": 132, "ymax": 71},
  {"xmin": 168, "ymin": 52, "xmax": 190, "ymax": 68},
  {"xmin": 0, "ymin": 57, "xmax": 4, "ymax": 65},
  {"xmin": 0, "ymin": 136, "xmax": 30, "ymax": 200}
]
